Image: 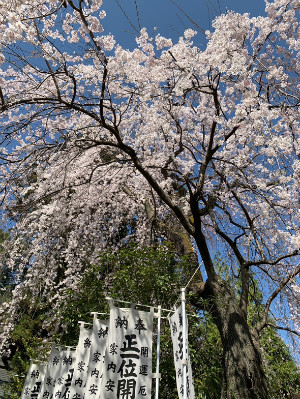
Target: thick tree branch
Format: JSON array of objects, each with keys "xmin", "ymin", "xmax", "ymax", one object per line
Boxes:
[{"xmin": 195, "ymin": 120, "xmax": 217, "ymax": 197}]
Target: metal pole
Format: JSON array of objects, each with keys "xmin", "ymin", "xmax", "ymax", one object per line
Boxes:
[
  {"xmin": 155, "ymin": 306, "xmax": 162, "ymax": 399},
  {"xmin": 181, "ymin": 288, "xmax": 187, "ymax": 399}
]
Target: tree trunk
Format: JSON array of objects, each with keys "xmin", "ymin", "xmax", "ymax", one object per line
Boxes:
[{"xmin": 206, "ymin": 277, "xmax": 269, "ymax": 399}]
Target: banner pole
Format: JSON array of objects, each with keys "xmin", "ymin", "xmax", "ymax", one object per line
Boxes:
[
  {"xmin": 155, "ymin": 305, "xmax": 162, "ymax": 399},
  {"xmin": 181, "ymin": 288, "xmax": 187, "ymax": 399}
]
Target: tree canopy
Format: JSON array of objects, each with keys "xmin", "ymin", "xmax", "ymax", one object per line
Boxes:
[{"xmin": 0, "ymin": 0, "xmax": 299, "ymax": 397}]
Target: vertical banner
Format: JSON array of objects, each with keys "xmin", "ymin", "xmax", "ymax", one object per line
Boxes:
[
  {"xmin": 21, "ymin": 361, "xmax": 46, "ymax": 399},
  {"xmin": 68, "ymin": 323, "xmax": 93, "ymax": 399},
  {"xmin": 84, "ymin": 317, "xmax": 109, "ymax": 398},
  {"xmin": 39, "ymin": 345, "xmax": 61, "ymax": 398},
  {"xmin": 100, "ymin": 304, "xmax": 154, "ymax": 399},
  {"xmin": 169, "ymin": 305, "xmax": 195, "ymax": 399},
  {"xmin": 51, "ymin": 347, "xmax": 76, "ymax": 398}
]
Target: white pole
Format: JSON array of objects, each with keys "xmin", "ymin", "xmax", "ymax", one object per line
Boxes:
[
  {"xmin": 181, "ymin": 288, "xmax": 187, "ymax": 399},
  {"xmin": 155, "ymin": 305, "xmax": 162, "ymax": 399}
]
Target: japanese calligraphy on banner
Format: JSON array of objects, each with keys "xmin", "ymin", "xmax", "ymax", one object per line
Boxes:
[
  {"xmin": 21, "ymin": 361, "xmax": 46, "ymax": 399},
  {"xmin": 169, "ymin": 305, "xmax": 195, "ymax": 399},
  {"xmin": 84, "ymin": 317, "xmax": 109, "ymax": 398},
  {"xmin": 51, "ymin": 348, "xmax": 76, "ymax": 399},
  {"xmin": 99, "ymin": 305, "xmax": 154, "ymax": 399},
  {"xmin": 68, "ymin": 325, "xmax": 93, "ymax": 399},
  {"xmin": 39, "ymin": 345, "xmax": 61, "ymax": 398}
]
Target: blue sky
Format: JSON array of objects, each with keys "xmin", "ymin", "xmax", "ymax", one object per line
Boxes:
[{"xmin": 101, "ymin": 0, "xmax": 267, "ymax": 48}]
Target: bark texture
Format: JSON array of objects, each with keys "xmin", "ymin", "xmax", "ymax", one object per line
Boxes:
[{"xmin": 201, "ymin": 277, "xmax": 269, "ymax": 399}]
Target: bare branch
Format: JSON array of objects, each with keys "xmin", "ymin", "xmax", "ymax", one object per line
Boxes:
[
  {"xmin": 265, "ymin": 323, "xmax": 300, "ymax": 337},
  {"xmin": 256, "ymin": 264, "xmax": 300, "ymax": 333}
]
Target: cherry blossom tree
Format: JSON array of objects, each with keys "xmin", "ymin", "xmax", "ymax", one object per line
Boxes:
[{"xmin": 0, "ymin": 0, "xmax": 299, "ymax": 398}]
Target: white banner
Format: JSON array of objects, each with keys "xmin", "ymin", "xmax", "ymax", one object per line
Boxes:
[
  {"xmin": 169, "ymin": 305, "xmax": 195, "ymax": 399},
  {"xmin": 39, "ymin": 345, "xmax": 61, "ymax": 398},
  {"xmin": 51, "ymin": 348, "xmax": 76, "ymax": 398},
  {"xmin": 99, "ymin": 304, "xmax": 154, "ymax": 399},
  {"xmin": 84, "ymin": 317, "xmax": 109, "ymax": 398},
  {"xmin": 68, "ymin": 324, "xmax": 93, "ymax": 399},
  {"xmin": 21, "ymin": 361, "xmax": 46, "ymax": 399}
]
